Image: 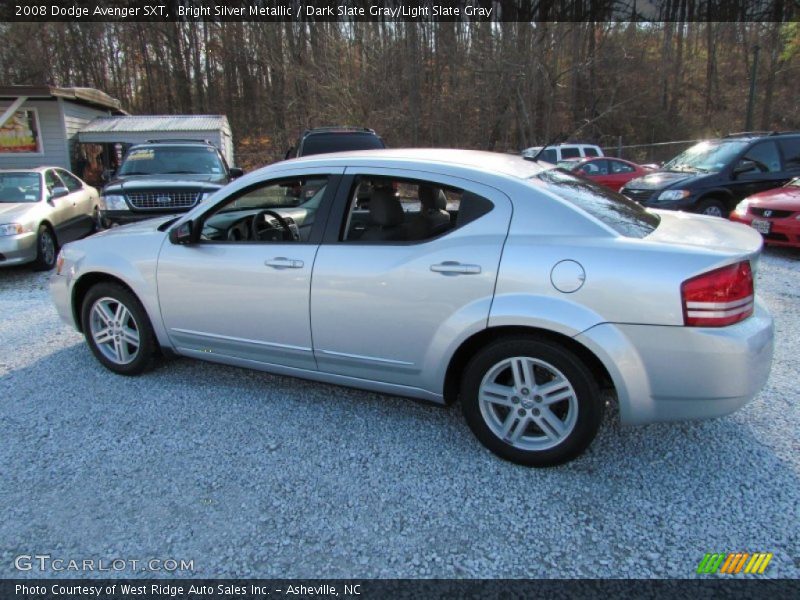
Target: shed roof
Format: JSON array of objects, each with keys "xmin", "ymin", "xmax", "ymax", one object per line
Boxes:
[
  {"xmin": 0, "ymin": 85, "xmax": 125, "ymax": 113},
  {"xmin": 80, "ymin": 115, "xmax": 230, "ymax": 134}
]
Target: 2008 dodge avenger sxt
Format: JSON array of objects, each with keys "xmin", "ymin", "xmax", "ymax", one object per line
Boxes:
[{"xmin": 50, "ymin": 149, "xmax": 774, "ymax": 466}]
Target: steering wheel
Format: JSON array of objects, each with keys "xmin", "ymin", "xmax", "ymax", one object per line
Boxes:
[{"xmin": 251, "ymin": 210, "xmax": 298, "ymax": 241}]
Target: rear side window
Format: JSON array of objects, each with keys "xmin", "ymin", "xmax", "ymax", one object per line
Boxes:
[
  {"xmin": 779, "ymin": 137, "xmax": 800, "ymax": 173},
  {"xmin": 531, "ymin": 168, "xmax": 660, "ymax": 238},
  {"xmin": 743, "ymin": 141, "xmax": 781, "ymax": 173},
  {"xmin": 560, "ymin": 147, "xmax": 580, "ymax": 159},
  {"xmin": 583, "ymin": 147, "xmax": 600, "ymax": 157},
  {"xmin": 301, "ymin": 133, "xmax": 385, "ymax": 156}
]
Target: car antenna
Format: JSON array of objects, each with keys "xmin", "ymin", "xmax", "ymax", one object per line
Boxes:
[{"xmin": 526, "ymin": 132, "xmax": 567, "ymax": 163}]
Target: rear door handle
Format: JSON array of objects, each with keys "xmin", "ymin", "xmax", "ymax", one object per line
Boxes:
[
  {"xmin": 265, "ymin": 257, "xmax": 304, "ymax": 269},
  {"xmin": 430, "ymin": 261, "xmax": 481, "ymax": 275}
]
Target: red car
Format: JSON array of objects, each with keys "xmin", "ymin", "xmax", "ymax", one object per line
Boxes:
[
  {"xmin": 730, "ymin": 178, "xmax": 800, "ymax": 248},
  {"xmin": 558, "ymin": 157, "xmax": 652, "ymax": 192}
]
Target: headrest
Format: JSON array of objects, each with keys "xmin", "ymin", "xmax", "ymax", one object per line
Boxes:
[
  {"xmin": 418, "ymin": 184, "xmax": 446, "ymax": 211},
  {"xmin": 370, "ymin": 189, "xmax": 404, "ymax": 227}
]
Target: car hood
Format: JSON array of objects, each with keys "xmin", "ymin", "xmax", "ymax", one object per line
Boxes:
[
  {"xmin": 648, "ymin": 210, "xmax": 762, "ymax": 257},
  {"xmin": 746, "ymin": 186, "xmax": 800, "ymax": 209},
  {"xmin": 92, "ymin": 215, "xmax": 176, "ymax": 239},
  {"xmin": 104, "ymin": 174, "xmax": 226, "ymax": 193},
  {"xmin": 625, "ymin": 170, "xmax": 704, "ymax": 191},
  {"xmin": 0, "ymin": 202, "xmax": 38, "ymax": 219}
]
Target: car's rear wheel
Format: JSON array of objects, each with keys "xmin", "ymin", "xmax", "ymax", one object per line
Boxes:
[
  {"xmin": 32, "ymin": 224, "xmax": 57, "ymax": 271},
  {"xmin": 461, "ymin": 337, "xmax": 603, "ymax": 467},
  {"xmin": 696, "ymin": 198, "xmax": 727, "ymax": 218},
  {"xmin": 81, "ymin": 283, "xmax": 158, "ymax": 375}
]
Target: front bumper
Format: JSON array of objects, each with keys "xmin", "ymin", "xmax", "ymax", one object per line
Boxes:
[
  {"xmin": 0, "ymin": 231, "xmax": 37, "ymax": 266},
  {"xmin": 50, "ymin": 267, "xmax": 77, "ymax": 329},
  {"xmin": 730, "ymin": 212, "xmax": 800, "ymax": 248},
  {"xmin": 576, "ymin": 299, "xmax": 774, "ymax": 425}
]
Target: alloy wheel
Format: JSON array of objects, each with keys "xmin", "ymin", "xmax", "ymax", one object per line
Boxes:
[
  {"xmin": 478, "ymin": 356, "xmax": 579, "ymax": 451},
  {"xmin": 88, "ymin": 297, "xmax": 141, "ymax": 365}
]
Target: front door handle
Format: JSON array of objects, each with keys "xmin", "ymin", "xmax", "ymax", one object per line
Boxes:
[
  {"xmin": 430, "ymin": 261, "xmax": 481, "ymax": 275},
  {"xmin": 265, "ymin": 257, "xmax": 304, "ymax": 269}
]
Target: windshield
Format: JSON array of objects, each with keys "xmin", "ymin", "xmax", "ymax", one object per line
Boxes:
[
  {"xmin": 118, "ymin": 146, "xmax": 225, "ymax": 176},
  {"xmin": 663, "ymin": 140, "xmax": 748, "ymax": 173},
  {"xmin": 0, "ymin": 172, "xmax": 41, "ymax": 203},
  {"xmin": 300, "ymin": 133, "xmax": 385, "ymax": 156},
  {"xmin": 531, "ymin": 168, "xmax": 660, "ymax": 238}
]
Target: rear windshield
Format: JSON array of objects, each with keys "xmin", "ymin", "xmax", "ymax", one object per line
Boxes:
[
  {"xmin": 300, "ymin": 133, "xmax": 385, "ymax": 156},
  {"xmin": 531, "ymin": 168, "xmax": 660, "ymax": 238}
]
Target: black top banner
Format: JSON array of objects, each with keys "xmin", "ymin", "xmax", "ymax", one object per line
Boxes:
[{"xmin": 2, "ymin": 0, "xmax": 798, "ymax": 23}]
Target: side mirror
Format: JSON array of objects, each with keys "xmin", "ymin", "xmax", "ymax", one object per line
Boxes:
[
  {"xmin": 229, "ymin": 167, "xmax": 244, "ymax": 179},
  {"xmin": 50, "ymin": 186, "xmax": 69, "ymax": 200},
  {"xmin": 101, "ymin": 169, "xmax": 115, "ymax": 182},
  {"xmin": 732, "ymin": 160, "xmax": 757, "ymax": 178},
  {"xmin": 169, "ymin": 220, "xmax": 194, "ymax": 245}
]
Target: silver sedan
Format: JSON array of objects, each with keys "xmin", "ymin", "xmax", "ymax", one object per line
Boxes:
[
  {"xmin": 49, "ymin": 150, "xmax": 774, "ymax": 466},
  {"xmin": 0, "ymin": 167, "xmax": 99, "ymax": 270}
]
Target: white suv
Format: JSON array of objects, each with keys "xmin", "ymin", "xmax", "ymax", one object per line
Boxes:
[{"xmin": 522, "ymin": 143, "xmax": 604, "ymax": 163}]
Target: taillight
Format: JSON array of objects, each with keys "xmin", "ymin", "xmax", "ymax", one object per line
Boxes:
[{"xmin": 681, "ymin": 261, "xmax": 754, "ymax": 327}]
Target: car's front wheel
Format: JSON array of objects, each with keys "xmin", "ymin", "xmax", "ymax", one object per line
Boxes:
[
  {"xmin": 461, "ymin": 337, "xmax": 603, "ymax": 467},
  {"xmin": 81, "ymin": 283, "xmax": 158, "ymax": 375},
  {"xmin": 32, "ymin": 224, "xmax": 57, "ymax": 271}
]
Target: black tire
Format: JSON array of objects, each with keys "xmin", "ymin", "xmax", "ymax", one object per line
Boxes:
[
  {"xmin": 80, "ymin": 282, "xmax": 159, "ymax": 375},
  {"xmin": 32, "ymin": 224, "xmax": 57, "ymax": 271},
  {"xmin": 696, "ymin": 198, "xmax": 727, "ymax": 218},
  {"xmin": 461, "ymin": 337, "xmax": 603, "ymax": 467}
]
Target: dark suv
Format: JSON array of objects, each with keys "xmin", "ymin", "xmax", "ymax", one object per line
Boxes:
[
  {"xmin": 621, "ymin": 131, "xmax": 800, "ymax": 217},
  {"xmin": 285, "ymin": 127, "xmax": 385, "ymax": 159},
  {"xmin": 100, "ymin": 140, "xmax": 243, "ymax": 226}
]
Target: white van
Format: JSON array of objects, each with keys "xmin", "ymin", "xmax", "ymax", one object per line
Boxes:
[{"xmin": 521, "ymin": 143, "xmax": 604, "ymax": 163}]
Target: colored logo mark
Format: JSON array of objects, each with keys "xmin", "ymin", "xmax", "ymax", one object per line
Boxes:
[{"xmin": 697, "ymin": 552, "xmax": 773, "ymax": 574}]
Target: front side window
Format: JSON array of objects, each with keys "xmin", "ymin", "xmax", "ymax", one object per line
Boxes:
[
  {"xmin": 0, "ymin": 109, "xmax": 41, "ymax": 154},
  {"xmin": 0, "ymin": 172, "xmax": 41, "ymax": 203},
  {"xmin": 531, "ymin": 168, "xmax": 660, "ymax": 238},
  {"xmin": 56, "ymin": 169, "xmax": 83, "ymax": 192},
  {"xmin": 340, "ymin": 176, "xmax": 492, "ymax": 243},
  {"xmin": 610, "ymin": 160, "xmax": 635, "ymax": 174},
  {"xmin": 199, "ymin": 176, "xmax": 329, "ymax": 243},
  {"xmin": 44, "ymin": 170, "xmax": 64, "ymax": 193},
  {"xmin": 579, "ymin": 160, "xmax": 608, "ymax": 175},
  {"xmin": 118, "ymin": 145, "xmax": 225, "ymax": 176}
]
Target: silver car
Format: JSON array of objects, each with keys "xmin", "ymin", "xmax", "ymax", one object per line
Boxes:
[
  {"xmin": 1, "ymin": 167, "xmax": 99, "ymax": 270},
  {"xmin": 49, "ymin": 150, "xmax": 774, "ymax": 466}
]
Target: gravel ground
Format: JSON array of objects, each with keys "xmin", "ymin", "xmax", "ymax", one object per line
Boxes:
[{"xmin": 0, "ymin": 247, "xmax": 798, "ymax": 579}]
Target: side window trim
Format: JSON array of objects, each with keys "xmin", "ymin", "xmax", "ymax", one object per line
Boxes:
[
  {"xmin": 321, "ymin": 168, "xmax": 501, "ymax": 246},
  {"xmin": 191, "ymin": 173, "xmax": 344, "ymax": 245}
]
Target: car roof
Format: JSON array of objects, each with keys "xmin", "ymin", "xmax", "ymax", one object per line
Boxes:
[
  {"xmin": 0, "ymin": 167, "xmax": 49, "ymax": 173},
  {"xmin": 279, "ymin": 148, "xmax": 548, "ymax": 180}
]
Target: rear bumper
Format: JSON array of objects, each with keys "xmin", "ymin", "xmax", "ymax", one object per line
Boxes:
[
  {"xmin": 0, "ymin": 231, "xmax": 37, "ymax": 266},
  {"xmin": 576, "ymin": 300, "xmax": 774, "ymax": 425}
]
